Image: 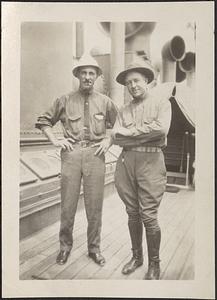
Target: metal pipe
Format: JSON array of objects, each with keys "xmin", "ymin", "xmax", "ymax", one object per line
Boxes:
[
  {"xmin": 179, "ymin": 52, "xmax": 195, "ymax": 88},
  {"xmin": 110, "ymin": 22, "xmax": 125, "ymax": 107},
  {"xmin": 176, "ymin": 61, "xmax": 186, "ymax": 83},
  {"xmin": 99, "ymin": 22, "xmax": 156, "ymax": 60},
  {"xmin": 76, "ymin": 22, "xmax": 84, "ymax": 57},
  {"xmin": 125, "ymin": 22, "xmax": 156, "ymax": 58},
  {"xmin": 161, "ymin": 36, "xmax": 186, "ymax": 82},
  {"xmin": 185, "ymin": 131, "xmax": 190, "ymax": 187}
]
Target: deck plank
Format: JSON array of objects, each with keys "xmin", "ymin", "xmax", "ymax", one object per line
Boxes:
[
  {"xmin": 179, "ymin": 242, "xmax": 195, "ymax": 280},
  {"xmin": 56, "ymin": 228, "xmax": 129, "ymax": 280},
  {"xmin": 74, "ymin": 227, "xmax": 130, "ymax": 279},
  {"xmin": 162, "ymin": 221, "xmax": 194, "ymax": 280},
  {"xmin": 19, "ymin": 189, "xmax": 195, "ymax": 280},
  {"xmin": 77, "ymin": 191, "xmax": 184, "ymax": 280},
  {"xmin": 28, "ymin": 206, "xmax": 127, "ymax": 279},
  {"xmin": 110, "ymin": 191, "xmax": 193, "ymax": 280},
  {"xmin": 20, "ymin": 215, "xmax": 124, "ymax": 279},
  {"xmin": 20, "ymin": 192, "xmax": 118, "ymax": 256},
  {"xmin": 20, "ymin": 234, "xmax": 58, "ymax": 264},
  {"xmin": 160, "ymin": 212, "xmax": 194, "ymax": 278},
  {"xmin": 20, "ymin": 193, "xmax": 124, "ymax": 278},
  {"xmin": 20, "ymin": 221, "xmax": 60, "ymax": 255},
  {"xmin": 20, "ymin": 223, "xmax": 89, "ymax": 276},
  {"xmin": 41, "ymin": 210, "xmax": 128, "ymax": 279}
]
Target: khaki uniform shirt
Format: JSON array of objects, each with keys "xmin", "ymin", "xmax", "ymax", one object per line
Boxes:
[
  {"xmin": 113, "ymin": 92, "xmax": 172, "ymax": 148},
  {"xmin": 35, "ymin": 89, "xmax": 118, "ymax": 141}
]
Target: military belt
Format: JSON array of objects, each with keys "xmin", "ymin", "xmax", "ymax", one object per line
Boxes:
[
  {"xmin": 73, "ymin": 140, "xmax": 101, "ymax": 148},
  {"xmin": 123, "ymin": 146, "xmax": 161, "ymax": 153}
]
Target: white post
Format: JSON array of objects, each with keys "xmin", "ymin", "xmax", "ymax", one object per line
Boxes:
[
  {"xmin": 110, "ymin": 22, "xmax": 125, "ymax": 107},
  {"xmin": 76, "ymin": 22, "xmax": 84, "ymax": 57}
]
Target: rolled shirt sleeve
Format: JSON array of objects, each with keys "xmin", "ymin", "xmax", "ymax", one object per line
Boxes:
[{"xmin": 35, "ymin": 97, "xmax": 65, "ymax": 130}]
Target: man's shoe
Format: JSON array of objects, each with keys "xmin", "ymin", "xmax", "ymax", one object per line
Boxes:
[
  {"xmin": 56, "ymin": 250, "xmax": 70, "ymax": 265},
  {"xmin": 144, "ymin": 261, "xmax": 160, "ymax": 280},
  {"xmin": 88, "ymin": 252, "xmax": 106, "ymax": 266},
  {"xmin": 122, "ymin": 248, "xmax": 143, "ymax": 275},
  {"xmin": 122, "ymin": 257, "xmax": 143, "ymax": 275}
]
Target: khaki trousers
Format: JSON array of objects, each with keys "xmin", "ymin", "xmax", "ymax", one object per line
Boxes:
[
  {"xmin": 115, "ymin": 150, "xmax": 167, "ymax": 234},
  {"xmin": 59, "ymin": 147, "xmax": 105, "ymax": 253}
]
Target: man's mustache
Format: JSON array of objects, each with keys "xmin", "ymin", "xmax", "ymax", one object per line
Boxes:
[{"xmin": 83, "ymin": 79, "xmax": 92, "ymax": 84}]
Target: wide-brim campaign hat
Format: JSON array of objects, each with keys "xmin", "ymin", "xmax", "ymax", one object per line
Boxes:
[
  {"xmin": 72, "ymin": 53, "xmax": 102, "ymax": 78},
  {"xmin": 116, "ymin": 60, "xmax": 155, "ymax": 85}
]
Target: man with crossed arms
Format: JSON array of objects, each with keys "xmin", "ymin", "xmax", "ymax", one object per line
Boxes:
[{"xmin": 112, "ymin": 59, "xmax": 171, "ymax": 279}]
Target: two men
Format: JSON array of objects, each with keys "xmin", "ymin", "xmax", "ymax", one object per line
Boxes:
[
  {"xmin": 112, "ymin": 60, "xmax": 172, "ymax": 279},
  {"xmin": 36, "ymin": 54, "xmax": 117, "ymax": 266},
  {"xmin": 36, "ymin": 53, "xmax": 171, "ymax": 280}
]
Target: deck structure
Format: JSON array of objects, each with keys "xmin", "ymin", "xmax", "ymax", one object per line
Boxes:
[{"xmin": 20, "ymin": 188, "xmax": 195, "ymax": 280}]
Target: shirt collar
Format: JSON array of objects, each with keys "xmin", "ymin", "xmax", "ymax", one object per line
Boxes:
[
  {"xmin": 132, "ymin": 91, "xmax": 149, "ymax": 104},
  {"xmin": 79, "ymin": 87, "xmax": 94, "ymax": 96}
]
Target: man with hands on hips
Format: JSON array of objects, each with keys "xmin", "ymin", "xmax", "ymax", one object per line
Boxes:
[{"xmin": 35, "ymin": 54, "xmax": 117, "ymax": 266}]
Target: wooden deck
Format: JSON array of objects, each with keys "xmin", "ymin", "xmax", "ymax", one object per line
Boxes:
[{"xmin": 20, "ymin": 188, "xmax": 195, "ymax": 280}]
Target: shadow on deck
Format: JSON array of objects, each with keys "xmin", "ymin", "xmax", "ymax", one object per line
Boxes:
[{"xmin": 19, "ymin": 188, "xmax": 195, "ymax": 280}]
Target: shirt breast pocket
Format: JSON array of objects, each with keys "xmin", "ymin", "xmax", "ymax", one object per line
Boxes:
[
  {"xmin": 67, "ymin": 114, "xmax": 81, "ymax": 134},
  {"xmin": 93, "ymin": 113, "xmax": 106, "ymax": 135}
]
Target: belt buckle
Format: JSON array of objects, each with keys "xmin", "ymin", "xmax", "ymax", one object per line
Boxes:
[
  {"xmin": 80, "ymin": 140, "xmax": 89, "ymax": 148},
  {"xmin": 80, "ymin": 140, "xmax": 86, "ymax": 148}
]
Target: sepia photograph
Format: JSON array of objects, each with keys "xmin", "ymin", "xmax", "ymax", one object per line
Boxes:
[{"xmin": 2, "ymin": 2, "xmax": 215, "ymax": 299}]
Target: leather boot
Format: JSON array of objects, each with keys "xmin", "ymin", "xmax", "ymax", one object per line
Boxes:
[
  {"xmin": 144, "ymin": 230, "xmax": 161, "ymax": 280},
  {"xmin": 122, "ymin": 248, "xmax": 143, "ymax": 275},
  {"xmin": 122, "ymin": 219, "xmax": 143, "ymax": 275}
]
